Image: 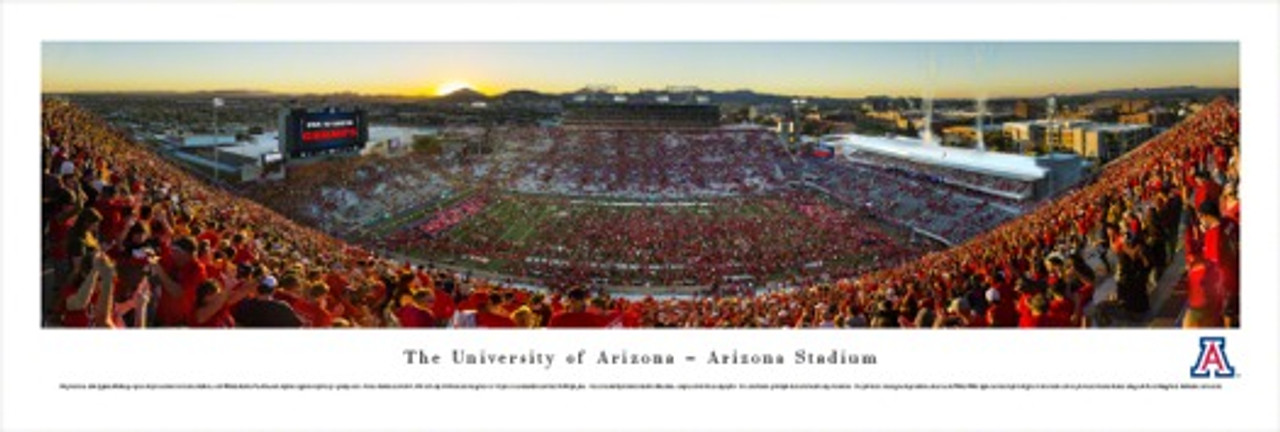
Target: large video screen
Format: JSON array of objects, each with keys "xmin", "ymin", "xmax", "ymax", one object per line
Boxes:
[{"xmin": 285, "ymin": 109, "xmax": 367, "ymax": 157}]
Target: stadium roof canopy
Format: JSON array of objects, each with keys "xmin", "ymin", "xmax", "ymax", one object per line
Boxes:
[
  {"xmin": 823, "ymin": 133, "xmax": 1048, "ymax": 182},
  {"xmin": 219, "ymin": 132, "xmax": 280, "ymax": 159}
]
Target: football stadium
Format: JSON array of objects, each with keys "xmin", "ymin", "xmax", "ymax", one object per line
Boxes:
[{"xmin": 39, "ymin": 34, "xmax": 1240, "ymax": 332}]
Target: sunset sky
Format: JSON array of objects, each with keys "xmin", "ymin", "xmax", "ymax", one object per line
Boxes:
[{"xmin": 42, "ymin": 42, "xmax": 1238, "ymax": 99}]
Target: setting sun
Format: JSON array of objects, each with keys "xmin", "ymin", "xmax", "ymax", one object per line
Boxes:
[{"xmin": 435, "ymin": 81, "xmax": 473, "ymax": 96}]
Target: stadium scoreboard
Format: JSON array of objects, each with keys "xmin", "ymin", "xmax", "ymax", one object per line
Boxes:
[{"xmin": 278, "ymin": 107, "xmax": 369, "ymax": 159}]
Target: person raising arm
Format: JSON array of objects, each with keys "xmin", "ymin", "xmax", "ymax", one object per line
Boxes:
[
  {"xmin": 62, "ymin": 251, "xmax": 101, "ymax": 327},
  {"xmin": 91, "ymin": 254, "xmax": 119, "ymax": 328},
  {"xmin": 147, "ymin": 236, "xmax": 207, "ymax": 327},
  {"xmin": 192, "ymin": 278, "xmax": 252, "ymax": 328}
]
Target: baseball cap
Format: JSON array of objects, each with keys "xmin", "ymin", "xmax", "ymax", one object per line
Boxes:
[
  {"xmin": 260, "ymin": 275, "xmax": 279, "ymax": 291},
  {"xmin": 985, "ymin": 288, "xmax": 1000, "ymax": 303}
]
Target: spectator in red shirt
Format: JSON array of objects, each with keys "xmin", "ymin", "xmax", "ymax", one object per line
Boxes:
[
  {"xmin": 194, "ymin": 221, "xmax": 221, "ymax": 253},
  {"xmin": 476, "ymin": 293, "xmax": 516, "ymax": 328},
  {"xmin": 1182, "ymin": 250, "xmax": 1222, "ymax": 329},
  {"xmin": 149, "ymin": 236, "xmax": 206, "ymax": 327},
  {"xmin": 230, "ymin": 231, "xmax": 257, "ymax": 265},
  {"xmin": 1195, "ymin": 199, "xmax": 1238, "ymax": 328},
  {"xmin": 191, "ymin": 279, "xmax": 245, "ymax": 328},
  {"xmin": 983, "ymin": 288, "xmax": 1013, "ymax": 325},
  {"xmin": 1018, "ymin": 293, "xmax": 1048, "ymax": 328},
  {"xmin": 396, "ymin": 289, "xmax": 438, "ymax": 328},
  {"xmin": 294, "ymin": 281, "xmax": 335, "ymax": 328},
  {"xmin": 1045, "ymin": 283, "xmax": 1075, "ymax": 328},
  {"xmin": 548, "ymin": 288, "xmax": 605, "ymax": 328}
]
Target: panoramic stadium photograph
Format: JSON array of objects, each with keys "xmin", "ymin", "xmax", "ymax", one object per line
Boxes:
[{"xmin": 40, "ymin": 42, "xmax": 1239, "ymax": 329}]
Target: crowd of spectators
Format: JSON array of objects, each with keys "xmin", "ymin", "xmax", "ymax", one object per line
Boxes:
[
  {"xmin": 412, "ymin": 195, "xmax": 490, "ymax": 237},
  {"xmin": 41, "ymin": 97, "xmax": 1238, "ymax": 329},
  {"xmin": 387, "ymin": 193, "xmax": 927, "ymax": 288},
  {"xmin": 843, "ymin": 151, "xmax": 1036, "ymax": 199},
  {"xmin": 492, "ymin": 128, "xmax": 797, "ymax": 199},
  {"xmin": 807, "ymin": 159, "xmax": 1014, "ymax": 244},
  {"xmin": 834, "ymin": 98, "xmax": 1239, "ymax": 328},
  {"xmin": 239, "ymin": 149, "xmax": 455, "ymax": 235}
]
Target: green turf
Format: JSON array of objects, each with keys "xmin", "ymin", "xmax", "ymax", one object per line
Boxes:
[{"xmin": 389, "ymin": 192, "xmax": 926, "ymax": 284}]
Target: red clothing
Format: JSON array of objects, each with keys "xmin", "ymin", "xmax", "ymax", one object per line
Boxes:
[
  {"xmin": 967, "ymin": 313, "xmax": 989, "ymax": 328},
  {"xmin": 293, "ymin": 300, "xmax": 334, "ymax": 328},
  {"xmin": 475, "ymin": 311, "xmax": 516, "ymax": 328},
  {"xmin": 59, "ymin": 282, "xmax": 97, "ymax": 328},
  {"xmin": 1046, "ymin": 298, "xmax": 1074, "ymax": 327},
  {"xmin": 1016, "ymin": 295, "xmax": 1041, "ymax": 328},
  {"xmin": 1204, "ymin": 220, "xmax": 1239, "ymax": 298},
  {"xmin": 621, "ymin": 309, "xmax": 642, "ymax": 328},
  {"xmin": 547, "ymin": 311, "xmax": 605, "ymax": 328},
  {"xmin": 197, "ymin": 231, "xmax": 221, "ymax": 250},
  {"xmin": 155, "ymin": 260, "xmax": 206, "ymax": 326},
  {"xmin": 192, "ymin": 306, "xmax": 235, "ymax": 328},
  {"xmin": 1077, "ymin": 281, "xmax": 1095, "ymax": 305},
  {"xmin": 94, "ymin": 198, "xmax": 129, "ymax": 244},
  {"xmin": 1186, "ymin": 260, "xmax": 1220, "ymax": 311},
  {"xmin": 987, "ymin": 300, "xmax": 1018, "ymax": 327},
  {"xmin": 275, "ymin": 289, "xmax": 304, "ymax": 306},
  {"xmin": 1202, "ymin": 223, "xmax": 1223, "ymax": 266},
  {"xmin": 48, "ymin": 213, "xmax": 77, "ymax": 260},
  {"xmin": 1018, "ymin": 312, "xmax": 1045, "ymax": 328},
  {"xmin": 325, "ymin": 272, "xmax": 349, "ymax": 292},
  {"xmin": 432, "ymin": 286, "xmax": 456, "ymax": 321},
  {"xmin": 1222, "ymin": 200, "xmax": 1240, "ymax": 223},
  {"xmin": 601, "ymin": 310, "xmax": 624, "ymax": 327},
  {"xmin": 458, "ymin": 292, "xmax": 486, "ymax": 311},
  {"xmin": 1194, "ymin": 180, "xmax": 1221, "ymax": 209},
  {"xmin": 232, "ymin": 244, "xmax": 257, "ymax": 265},
  {"xmin": 1213, "ymin": 146, "xmax": 1228, "ymax": 173},
  {"xmin": 397, "ymin": 305, "xmax": 437, "ymax": 328}
]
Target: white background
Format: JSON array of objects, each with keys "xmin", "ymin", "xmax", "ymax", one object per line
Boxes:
[{"xmin": 3, "ymin": 2, "xmax": 1278, "ymax": 431}]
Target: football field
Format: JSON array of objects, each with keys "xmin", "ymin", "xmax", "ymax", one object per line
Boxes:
[{"xmin": 399, "ymin": 192, "xmax": 928, "ymax": 286}]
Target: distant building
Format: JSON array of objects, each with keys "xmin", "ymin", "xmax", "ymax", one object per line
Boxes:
[
  {"xmin": 168, "ymin": 146, "xmax": 273, "ymax": 183},
  {"xmin": 1002, "ymin": 121, "xmax": 1039, "ymax": 149},
  {"xmin": 1118, "ymin": 99, "xmax": 1152, "ymax": 114},
  {"xmin": 1013, "ymin": 100, "xmax": 1038, "ymax": 119},
  {"xmin": 1119, "ymin": 110, "xmax": 1177, "ymax": 127},
  {"xmin": 561, "ymin": 103, "xmax": 720, "ymax": 129},
  {"xmin": 1078, "ymin": 124, "xmax": 1154, "ymax": 162},
  {"xmin": 862, "ymin": 96, "xmax": 893, "ymax": 112},
  {"xmin": 941, "ymin": 124, "xmax": 1003, "ymax": 147}
]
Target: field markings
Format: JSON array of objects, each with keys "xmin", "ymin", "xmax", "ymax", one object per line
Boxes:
[{"xmin": 514, "ymin": 202, "xmax": 556, "ymax": 244}]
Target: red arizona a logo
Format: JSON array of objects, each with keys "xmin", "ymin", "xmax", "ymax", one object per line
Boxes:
[{"xmin": 1190, "ymin": 337, "xmax": 1235, "ymax": 378}]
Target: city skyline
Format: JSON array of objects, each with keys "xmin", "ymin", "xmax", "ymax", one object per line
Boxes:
[{"xmin": 43, "ymin": 42, "xmax": 1239, "ymax": 99}]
